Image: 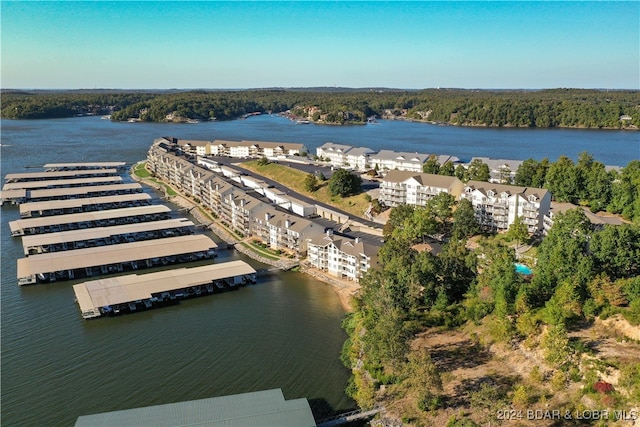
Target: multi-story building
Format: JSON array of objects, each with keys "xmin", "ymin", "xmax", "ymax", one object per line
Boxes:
[
  {"xmin": 543, "ymin": 202, "xmax": 624, "ymax": 235},
  {"xmin": 146, "ymin": 138, "xmax": 327, "ymax": 256},
  {"xmin": 306, "ymin": 232, "xmax": 379, "ymax": 282},
  {"xmin": 251, "ymin": 207, "xmax": 324, "ymax": 256},
  {"xmin": 174, "ymin": 138, "xmax": 307, "ymax": 159},
  {"xmin": 461, "ymin": 181, "xmax": 551, "ymax": 233},
  {"xmin": 369, "ymin": 150, "xmax": 430, "ymax": 173},
  {"xmin": 316, "ymin": 142, "xmax": 355, "ymax": 167},
  {"xmin": 465, "ymin": 157, "xmax": 523, "ymax": 184},
  {"xmin": 379, "ymin": 170, "xmax": 465, "ymax": 207}
]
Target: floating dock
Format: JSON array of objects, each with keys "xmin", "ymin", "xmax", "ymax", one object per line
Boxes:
[
  {"xmin": 17, "ymin": 234, "xmax": 218, "ymax": 285},
  {"xmin": 9, "ymin": 205, "xmax": 172, "ymax": 236},
  {"xmin": 4, "ymin": 168, "xmax": 119, "ymax": 183},
  {"xmin": 73, "ymin": 260, "xmax": 256, "ymax": 319},
  {"xmin": 2, "ymin": 176, "xmax": 123, "ymax": 191},
  {"xmin": 19, "ymin": 193, "xmax": 152, "ymax": 218},
  {"xmin": 25, "ymin": 183, "xmax": 143, "ymax": 202},
  {"xmin": 21, "ymin": 218, "xmax": 195, "ymax": 255},
  {"xmin": 43, "ymin": 162, "xmax": 127, "ymax": 171}
]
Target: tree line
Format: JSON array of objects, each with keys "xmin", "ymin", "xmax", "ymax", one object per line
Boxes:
[{"xmin": 2, "ymin": 88, "xmax": 639, "ymax": 128}]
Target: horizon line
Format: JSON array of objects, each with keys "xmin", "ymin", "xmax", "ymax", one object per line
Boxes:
[{"xmin": 3, "ymin": 87, "xmax": 639, "ymax": 92}]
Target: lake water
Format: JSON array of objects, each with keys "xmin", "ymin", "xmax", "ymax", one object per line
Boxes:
[{"xmin": 0, "ymin": 116, "xmax": 637, "ymax": 425}]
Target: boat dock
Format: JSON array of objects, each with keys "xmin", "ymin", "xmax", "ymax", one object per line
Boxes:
[
  {"xmin": 4, "ymin": 159, "xmax": 266, "ymax": 321},
  {"xmin": 43, "ymin": 161, "xmax": 127, "ymax": 171},
  {"xmin": 17, "ymin": 234, "xmax": 218, "ymax": 285},
  {"xmin": 20, "ymin": 218, "xmax": 195, "ymax": 255},
  {"xmin": 19, "ymin": 193, "xmax": 152, "ymax": 218},
  {"xmin": 9, "ymin": 205, "xmax": 172, "ymax": 236},
  {"xmin": 26, "ymin": 183, "xmax": 143, "ymax": 202},
  {"xmin": 2, "ymin": 176, "xmax": 123, "ymax": 191},
  {"xmin": 73, "ymin": 260, "xmax": 256, "ymax": 319},
  {"xmin": 4, "ymin": 168, "xmax": 119, "ymax": 183}
]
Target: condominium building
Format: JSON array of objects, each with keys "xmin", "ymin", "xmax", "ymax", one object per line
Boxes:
[
  {"xmin": 306, "ymin": 232, "xmax": 379, "ymax": 282},
  {"xmin": 316, "ymin": 142, "xmax": 355, "ymax": 167},
  {"xmin": 174, "ymin": 138, "xmax": 307, "ymax": 159},
  {"xmin": 369, "ymin": 150, "xmax": 430, "ymax": 173},
  {"xmin": 379, "ymin": 170, "xmax": 465, "ymax": 207},
  {"xmin": 543, "ymin": 202, "xmax": 624, "ymax": 235},
  {"xmin": 147, "ymin": 139, "xmax": 325, "ymax": 256},
  {"xmin": 461, "ymin": 181, "xmax": 551, "ymax": 232}
]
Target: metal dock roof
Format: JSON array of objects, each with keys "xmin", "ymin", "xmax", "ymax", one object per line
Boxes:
[
  {"xmin": 28, "ymin": 183, "xmax": 142, "ymax": 200},
  {"xmin": 44, "ymin": 162, "xmax": 126, "ymax": 169},
  {"xmin": 4, "ymin": 168, "xmax": 118, "ymax": 182},
  {"xmin": 74, "ymin": 388, "xmax": 315, "ymax": 427},
  {"xmin": 21, "ymin": 218, "xmax": 195, "ymax": 255},
  {"xmin": 1, "ymin": 188, "xmax": 27, "ymax": 201},
  {"xmin": 17, "ymin": 234, "xmax": 218, "ymax": 280},
  {"xmin": 19, "ymin": 193, "xmax": 152, "ymax": 216},
  {"xmin": 9, "ymin": 205, "xmax": 171, "ymax": 235},
  {"xmin": 3, "ymin": 176, "xmax": 122, "ymax": 190},
  {"xmin": 73, "ymin": 260, "xmax": 255, "ymax": 314}
]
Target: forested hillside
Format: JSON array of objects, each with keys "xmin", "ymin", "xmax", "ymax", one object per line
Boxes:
[
  {"xmin": 342, "ymin": 161, "xmax": 640, "ymax": 426},
  {"xmin": 2, "ymin": 89, "xmax": 639, "ymax": 129}
]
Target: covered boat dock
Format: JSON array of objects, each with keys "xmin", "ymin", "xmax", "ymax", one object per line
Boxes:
[
  {"xmin": 4, "ymin": 168, "xmax": 119, "ymax": 183},
  {"xmin": 17, "ymin": 234, "xmax": 218, "ymax": 285},
  {"xmin": 19, "ymin": 193, "xmax": 152, "ymax": 218},
  {"xmin": 73, "ymin": 260, "xmax": 256, "ymax": 319},
  {"xmin": 21, "ymin": 218, "xmax": 195, "ymax": 255},
  {"xmin": 9, "ymin": 205, "xmax": 172, "ymax": 236},
  {"xmin": 44, "ymin": 161, "xmax": 127, "ymax": 171},
  {"xmin": 74, "ymin": 388, "xmax": 314, "ymax": 426},
  {"xmin": 2, "ymin": 176, "xmax": 123, "ymax": 191},
  {"xmin": 25, "ymin": 183, "xmax": 143, "ymax": 202}
]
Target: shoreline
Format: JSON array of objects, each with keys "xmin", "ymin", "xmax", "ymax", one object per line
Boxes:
[{"xmin": 131, "ymin": 162, "xmax": 358, "ymax": 312}]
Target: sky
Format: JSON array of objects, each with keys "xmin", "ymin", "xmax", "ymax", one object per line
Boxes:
[{"xmin": 1, "ymin": 1, "xmax": 638, "ymax": 90}]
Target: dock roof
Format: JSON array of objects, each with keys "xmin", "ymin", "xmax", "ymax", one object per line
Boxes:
[
  {"xmin": 74, "ymin": 388, "xmax": 314, "ymax": 427},
  {"xmin": 4, "ymin": 168, "xmax": 118, "ymax": 182},
  {"xmin": 73, "ymin": 260, "xmax": 255, "ymax": 312},
  {"xmin": 3, "ymin": 176, "xmax": 122, "ymax": 191},
  {"xmin": 44, "ymin": 162, "xmax": 126, "ymax": 169},
  {"xmin": 21, "ymin": 218, "xmax": 195, "ymax": 255},
  {"xmin": 19, "ymin": 193, "xmax": 152, "ymax": 216},
  {"xmin": 28, "ymin": 183, "xmax": 142, "ymax": 200},
  {"xmin": 17, "ymin": 234, "xmax": 218, "ymax": 280},
  {"xmin": 9, "ymin": 205, "xmax": 171, "ymax": 235}
]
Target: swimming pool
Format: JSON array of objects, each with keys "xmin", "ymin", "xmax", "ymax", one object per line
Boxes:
[{"xmin": 514, "ymin": 263, "xmax": 533, "ymax": 275}]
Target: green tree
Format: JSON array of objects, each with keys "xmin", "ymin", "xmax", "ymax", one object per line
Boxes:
[
  {"xmin": 608, "ymin": 160, "xmax": 640, "ymax": 222},
  {"xmin": 383, "ymin": 204, "xmax": 415, "ymax": 239},
  {"xmin": 467, "ymin": 159, "xmax": 491, "ymax": 182},
  {"xmin": 328, "ymin": 169, "xmax": 362, "ymax": 197},
  {"xmin": 303, "ymin": 173, "xmax": 318, "ymax": 192},
  {"xmin": 506, "ymin": 215, "xmax": 529, "ymax": 249},
  {"xmin": 423, "ymin": 155, "xmax": 441, "ymax": 174},
  {"xmin": 439, "ymin": 160, "xmax": 455, "ymax": 176},
  {"xmin": 452, "ymin": 198, "xmax": 480, "ymax": 239},
  {"xmin": 545, "ymin": 156, "xmax": 578, "ymax": 203},
  {"xmin": 455, "ymin": 164, "xmax": 469, "ymax": 182}
]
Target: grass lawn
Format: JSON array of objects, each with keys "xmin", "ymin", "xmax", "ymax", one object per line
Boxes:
[
  {"xmin": 133, "ymin": 162, "xmax": 151, "ymax": 178},
  {"xmin": 240, "ymin": 241, "xmax": 281, "ymax": 260},
  {"xmin": 240, "ymin": 160, "xmax": 371, "ymax": 218}
]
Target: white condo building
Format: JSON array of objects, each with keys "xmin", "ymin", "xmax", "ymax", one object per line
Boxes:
[
  {"xmin": 379, "ymin": 170, "xmax": 465, "ymax": 207},
  {"xmin": 306, "ymin": 232, "xmax": 379, "ymax": 282},
  {"xmin": 461, "ymin": 181, "xmax": 551, "ymax": 232}
]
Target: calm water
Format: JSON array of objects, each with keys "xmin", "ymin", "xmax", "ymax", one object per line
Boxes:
[{"xmin": 0, "ymin": 116, "xmax": 638, "ymax": 426}]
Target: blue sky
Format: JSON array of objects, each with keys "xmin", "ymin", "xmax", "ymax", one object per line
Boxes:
[{"xmin": 1, "ymin": 1, "xmax": 638, "ymax": 89}]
